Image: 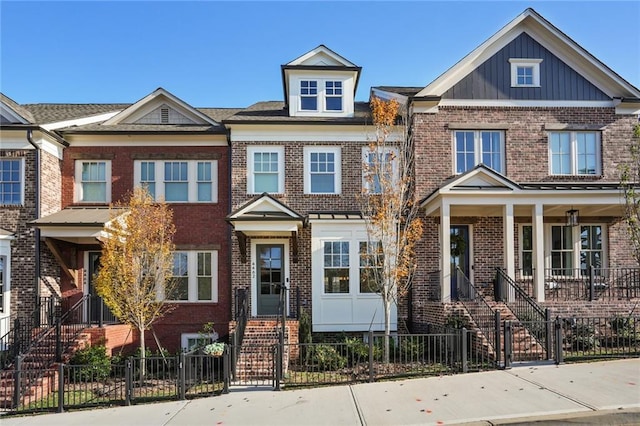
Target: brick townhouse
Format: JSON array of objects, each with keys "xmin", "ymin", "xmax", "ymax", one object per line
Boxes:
[{"xmin": 1, "ymin": 8, "xmax": 639, "ymax": 353}]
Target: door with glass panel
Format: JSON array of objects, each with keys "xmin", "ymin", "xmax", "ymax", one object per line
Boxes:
[
  {"xmin": 87, "ymin": 252, "xmax": 114, "ymax": 323},
  {"xmin": 256, "ymin": 244, "xmax": 284, "ymax": 316}
]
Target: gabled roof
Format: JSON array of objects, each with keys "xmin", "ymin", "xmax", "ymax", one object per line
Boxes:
[
  {"xmin": 22, "ymin": 103, "xmax": 127, "ymax": 124},
  {"xmin": 285, "ymin": 45, "xmax": 358, "ymax": 68},
  {"xmin": 415, "ymin": 8, "xmax": 640, "ymax": 100},
  {"xmin": 103, "ymin": 87, "xmax": 220, "ymax": 126},
  {"xmin": 227, "ymin": 193, "xmax": 303, "ymax": 222},
  {"xmin": 1, "ymin": 93, "xmax": 34, "ymax": 123}
]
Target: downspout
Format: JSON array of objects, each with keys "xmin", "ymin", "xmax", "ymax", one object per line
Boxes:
[{"xmin": 26, "ymin": 130, "xmax": 42, "ymax": 313}]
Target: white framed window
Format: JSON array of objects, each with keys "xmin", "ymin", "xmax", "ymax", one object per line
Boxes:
[
  {"xmin": 300, "ymin": 80, "xmax": 318, "ymax": 111},
  {"xmin": 362, "ymin": 147, "xmax": 398, "ymax": 194},
  {"xmin": 454, "ymin": 131, "xmax": 504, "ymax": 174},
  {"xmin": 167, "ymin": 251, "xmax": 218, "ymax": 302},
  {"xmin": 181, "ymin": 331, "xmax": 219, "ymax": 352},
  {"xmin": 325, "ymin": 81, "xmax": 343, "ymax": 111},
  {"xmin": 75, "ymin": 160, "xmax": 111, "ymax": 203},
  {"xmin": 0, "ymin": 158, "xmax": 23, "ymax": 205},
  {"xmin": 359, "ymin": 241, "xmax": 382, "ymax": 293},
  {"xmin": 304, "ymin": 147, "xmax": 341, "ymax": 194},
  {"xmin": 134, "ymin": 160, "xmax": 217, "ymax": 203},
  {"xmin": 323, "ymin": 241, "xmax": 350, "ymax": 294},
  {"xmin": 547, "ymin": 224, "xmax": 605, "ymax": 277},
  {"xmin": 520, "ymin": 225, "xmax": 534, "ymax": 277},
  {"xmin": 509, "ymin": 58, "xmax": 542, "ymax": 87},
  {"xmin": 549, "ymin": 131, "xmax": 601, "ymax": 176},
  {"xmin": 247, "ymin": 146, "xmax": 284, "ymax": 194}
]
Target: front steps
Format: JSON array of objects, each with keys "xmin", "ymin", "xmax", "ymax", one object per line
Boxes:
[{"xmin": 233, "ymin": 319, "xmax": 298, "ymax": 382}]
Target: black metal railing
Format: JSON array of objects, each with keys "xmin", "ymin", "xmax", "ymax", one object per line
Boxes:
[
  {"xmin": 544, "ymin": 267, "xmax": 640, "ymax": 301},
  {"xmin": 229, "ymin": 288, "xmax": 248, "ymax": 379},
  {"xmin": 455, "ymin": 267, "xmax": 500, "ymax": 361},
  {"xmin": 496, "ymin": 268, "xmax": 552, "ymax": 359}
]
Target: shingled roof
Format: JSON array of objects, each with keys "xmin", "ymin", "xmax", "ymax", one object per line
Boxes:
[{"xmin": 224, "ymin": 101, "xmax": 372, "ymax": 124}]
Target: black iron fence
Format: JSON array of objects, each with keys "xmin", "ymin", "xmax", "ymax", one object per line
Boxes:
[
  {"xmin": 4, "ymin": 351, "xmax": 228, "ymax": 414},
  {"xmin": 543, "ymin": 267, "xmax": 640, "ymax": 301}
]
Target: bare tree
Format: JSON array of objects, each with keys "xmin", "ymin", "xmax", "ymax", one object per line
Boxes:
[
  {"xmin": 360, "ymin": 96, "xmax": 423, "ymax": 362},
  {"xmin": 95, "ymin": 187, "xmax": 177, "ymax": 381},
  {"xmin": 620, "ymin": 123, "xmax": 640, "ymax": 265}
]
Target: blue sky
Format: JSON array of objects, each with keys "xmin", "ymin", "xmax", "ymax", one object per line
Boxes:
[{"xmin": 1, "ymin": 1, "xmax": 639, "ymax": 108}]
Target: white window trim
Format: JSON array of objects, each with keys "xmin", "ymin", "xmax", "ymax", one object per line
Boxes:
[
  {"xmin": 519, "ymin": 224, "xmax": 534, "ymax": 277},
  {"xmin": 0, "ymin": 158, "xmax": 24, "ymax": 206},
  {"xmin": 167, "ymin": 250, "xmax": 218, "ymax": 303},
  {"xmin": 295, "ymin": 77, "xmax": 347, "ymax": 115},
  {"xmin": 452, "ymin": 130, "xmax": 505, "ymax": 175},
  {"xmin": 545, "ymin": 223, "xmax": 607, "ymax": 277},
  {"xmin": 180, "ymin": 331, "xmax": 219, "ymax": 352},
  {"xmin": 133, "ymin": 160, "xmax": 218, "ymax": 203},
  {"xmin": 74, "ymin": 160, "xmax": 111, "ymax": 203},
  {"xmin": 303, "ymin": 146, "xmax": 341, "ymax": 194},
  {"xmin": 509, "ymin": 58, "xmax": 542, "ymax": 87},
  {"xmin": 548, "ymin": 131, "xmax": 602, "ymax": 176},
  {"xmin": 247, "ymin": 146, "xmax": 285, "ymax": 194},
  {"xmin": 361, "ymin": 146, "xmax": 399, "ymax": 193}
]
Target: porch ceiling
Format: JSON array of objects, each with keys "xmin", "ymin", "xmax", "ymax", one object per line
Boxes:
[{"xmin": 427, "ymin": 202, "xmax": 625, "ymax": 218}]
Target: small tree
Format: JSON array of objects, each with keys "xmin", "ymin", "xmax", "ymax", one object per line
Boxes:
[
  {"xmin": 360, "ymin": 96, "xmax": 423, "ymax": 362},
  {"xmin": 95, "ymin": 187, "xmax": 177, "ymax": 381},
  {"xmin": 620, "ymin": 124, "xmax": 640, "ymax": 265}
]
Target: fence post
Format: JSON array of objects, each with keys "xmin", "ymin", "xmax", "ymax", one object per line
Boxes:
[
  {"xmin": 544, "ymin": 309, "xmax": 553, "ymax": 360},
  {"xmin": 589, "ymin": 265, "xmax": 595, "ymax": 301},
  {"xmin": 125, "ymin": 357, "xmax": 132, "ymax": 406},
  {"xmin": 55, "ymin": 318, "xmax": 62, "ymax": 362},
  {"xmin": 274, "ymin": 344, "xmax": 282, "ymax": 391},
  {"xmin": 13, "ymin": 354, "xmax": 22, "ymax": 409},
  {"xmin": 57, "ymin": 363, "xmax": 64, "ymax": 413},
  {"xmin": 462, "ymin": 328, "xmax": 468, "ymax": 374},
  {"xmin": 554, "ymin": 317, "xmax": 563, "ymax": 365},
  {"xmin": 223, "ymin": 345, "xmax": 230, "ymax": 394},
  {"xmin": 368, "ymin": 331, "xmax": 374, "ymax": 383},
  {"xmin": 494, "ymin": 311, "xmax": 501, "ymax": 367},
  {"xmin": 178, "ymin": 352, "xmax": 186, "ymax": 400},
  {"xmin": 504, "ymin": 321, "xmax": 512, "ymax": 369}
]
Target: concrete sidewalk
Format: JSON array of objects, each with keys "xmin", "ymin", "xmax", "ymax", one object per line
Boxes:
[{"xmin": 2, "ymin": 359, "xmax": 639, "ymax": 426}]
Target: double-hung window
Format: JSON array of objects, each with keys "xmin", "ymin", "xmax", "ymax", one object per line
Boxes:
[
  {"xmin": 300, "ymin": 80, "xmax": 318, "ymax": 111},
  {"xmin": 454, "ymin": 131, "xmax": 504, "ymax": 174},
  {"xmin": 549, "ymin": 131, "xmax": 600, "ymax": 176},
  {"xmin": 520, "ymin": 225, "xmax": 533, "ymax": 277},
  {"xmin": 75, "ymin": 160, "xmax": 111, "ymax": 203},
  {"xmin": 325, "ymin": 81, "xmax": 343, "ymax": 111},
  {"xmin": 548, "ymin": 224, "xmax": 604, "ymax": 277},
  {"xmin": 362, "ymin": 147, "xmax": 398, "ymax": 194},
  {"xmin": 323, "ymin": 241, "xmax": 350, "ymax": 293},
  {"xmin": 247, "ymin": 146, "xmax": 284, "ymax": 194},
  {"xmin": 134, "ymin": 160, "xmax": 217, "ymax": 202},
  {"xmin": 0, "ymin": 159, "xmax": 23, "ymax": 205},
  {"xmin": 359, "ymin": 241, "xmax": 382, "ymax": 293},
  {"xmin": 168, "ymin": 251, "xmax": 218, "ymax": 302},
  {"xmin": 304, "ymin": 147, "xmax": 340, "ymax": 194}
]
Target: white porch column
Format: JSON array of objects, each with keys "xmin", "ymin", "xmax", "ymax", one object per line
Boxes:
[
  {"xmin": 440, "ymin": 200, "xmax": 451, "ymax": 303},
  {"xmin": 532, "ymin": 203, "xmax": 545, "ymax": 302},
  {"xmin": 503, "ymin": 203, "xmax": 515, "ymax": 302}
]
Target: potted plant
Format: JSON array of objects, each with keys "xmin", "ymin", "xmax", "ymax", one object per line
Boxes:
[{"xmin": 202, "ymin": 342, "xmax": 225, "ymax": 357}]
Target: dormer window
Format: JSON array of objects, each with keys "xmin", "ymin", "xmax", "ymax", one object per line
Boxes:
[
  {"xmin": 325, "ymin": 81, "xmax": 343, "ymax": 111},
  {"xmin": 509, "ymin": 59, "xmax": 542, "ymax": 87},
  {"xmin": 301, "ymin": 81, "xmax": 318, "ymax": 110}
]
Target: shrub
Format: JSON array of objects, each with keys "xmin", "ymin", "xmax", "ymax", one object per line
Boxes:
[
  {"xmin": 310, "ymin": 344, "xmax": 346, "ymax": 371},
  {"xmin": 69, "ymin": 344, "xmax": 111, "ymax": 382}
]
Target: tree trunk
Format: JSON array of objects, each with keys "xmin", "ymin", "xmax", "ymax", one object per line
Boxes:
[
  {"xmin": 383, "ymin": 299, "xmax": 391, "ymax": 363},
  {"xmin": 139, "ymin": 327, "xmax": 146, "ymax": 386}
]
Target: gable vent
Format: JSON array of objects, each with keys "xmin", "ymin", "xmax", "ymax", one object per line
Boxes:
[{"xmin": 160, "ymin": 107, "xmax": 169, "ymax": 124}]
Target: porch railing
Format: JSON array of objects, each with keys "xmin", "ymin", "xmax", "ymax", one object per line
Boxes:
[
  {"xmin": 496, "ymin": 268, "xmax": 552, "ymax": 359},
  {"xmin": 229, "ymin": 288, "xmax": 248, "ymax": 379},
  {"xmin": 455, "ymin": 267, "xmax": 499, "ymax": 358},
  {"xmin": 544, "ymin": 267, "xmax": 640, "ymax": 301}
]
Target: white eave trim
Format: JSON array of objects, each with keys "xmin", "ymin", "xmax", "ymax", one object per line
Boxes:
[
  {"xmin": 437, "ymin": 99, "xmax": 616, "ymax": 108},
  {"xmin": 41, "ymin": 111, "xmax": 122, "ymax": 131},
  {"xmin": 227, "ymin": 123, "xmax": 392, "ymax": 143}
]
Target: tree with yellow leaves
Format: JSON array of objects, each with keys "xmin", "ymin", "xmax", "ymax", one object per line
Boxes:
[
  {"xmin": 95, "ymin": 187, "xmax": 177, "ymax": 381},
  {"xmin": 360, "ymin": 96, "xmax": 423, "ymax": 362}
]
